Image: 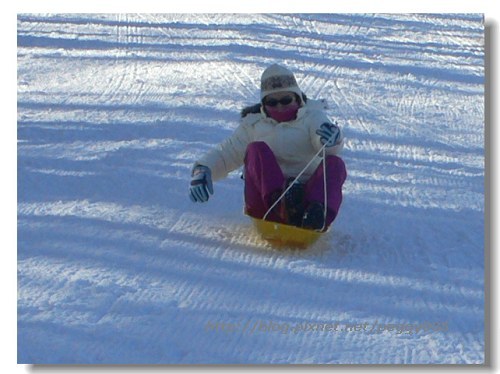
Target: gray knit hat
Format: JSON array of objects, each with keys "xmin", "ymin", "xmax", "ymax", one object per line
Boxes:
[{"xmin": 260, "ymin": 64, "xmax": 303, "ymax": 101}]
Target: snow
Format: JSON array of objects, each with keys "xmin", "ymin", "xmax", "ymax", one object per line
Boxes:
[{"xmin": 17, "ymin": 13, "xmax": 484, "ymax": 364}]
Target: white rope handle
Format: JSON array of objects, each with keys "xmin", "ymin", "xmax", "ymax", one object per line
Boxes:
[{"xmin": 263, "ymin": 141, "xmax": 330, "ymax": 226}]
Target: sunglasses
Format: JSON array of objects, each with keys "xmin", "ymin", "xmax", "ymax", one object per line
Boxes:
[{"xmin": 263, "ymin": 95, "xmax": 295, "ymax": 107}]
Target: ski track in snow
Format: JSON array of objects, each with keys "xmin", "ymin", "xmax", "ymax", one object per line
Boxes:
[{"xmin": 17, "ymin": 14, "xmax": 484, "ymax": 364}]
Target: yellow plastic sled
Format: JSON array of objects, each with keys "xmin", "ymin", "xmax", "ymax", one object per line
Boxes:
[{"xmin": 251, "ymin": 218, "xmax": 323, "ymax": 249}]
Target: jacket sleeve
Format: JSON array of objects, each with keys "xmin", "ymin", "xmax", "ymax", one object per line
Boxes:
[
  {"xmin": 194, "ymin": 121, "xmax": 254, "ymax": 181},
  {"xmin": 308, "ymin": 110, "xmax": 344, "ymax": 156}
]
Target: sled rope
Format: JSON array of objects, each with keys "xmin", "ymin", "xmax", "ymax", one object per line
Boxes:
[
  {"xmin": 321, "ymin": 145, "xmax": 328, "ymax": 232},
  {"xmin": 263, "ymin": 140, "xmax": 330, "ymax": 230}
]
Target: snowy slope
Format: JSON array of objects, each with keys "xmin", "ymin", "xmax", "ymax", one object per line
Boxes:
[{"xmin": 17, "ymin": 13, "xmax": 484, "ymax": 364}]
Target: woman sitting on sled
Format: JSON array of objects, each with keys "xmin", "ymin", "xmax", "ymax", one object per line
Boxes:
[{"xmin": 189, "ymin": 63, "xmax": 347, "ymax": 232}]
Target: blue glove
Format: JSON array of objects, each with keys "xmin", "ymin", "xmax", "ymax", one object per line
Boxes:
[
  {"xmin": 189, "ymin": 165, "xmax": 214, "ymax": 203},
  {"xmin": 316, "ymin": 122, "xmax": 341, "ymax": 147}
]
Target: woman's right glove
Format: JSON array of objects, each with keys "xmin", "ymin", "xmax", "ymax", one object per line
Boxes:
[{"xmin": 189, "ymin": 165, "xmax": 214, "ymax": 203}]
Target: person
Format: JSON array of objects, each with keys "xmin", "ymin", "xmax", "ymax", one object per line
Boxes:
[{"xmin": 189, "ymin": 63, "xmax": 347, "ymax": 231}]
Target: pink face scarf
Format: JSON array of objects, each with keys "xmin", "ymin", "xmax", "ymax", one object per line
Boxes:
[{"xmin": 265, "ymin": 102, "xmax": 300, "ymax": 122}]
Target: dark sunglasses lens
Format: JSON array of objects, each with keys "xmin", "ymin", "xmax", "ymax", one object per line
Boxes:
[
  {"xmin": 265, "ymin": 98, "xmax": 279, "ymax": 106},
  {"xmin": 264, "ymin": 95, "xmax": 294, "ymax": 107}
]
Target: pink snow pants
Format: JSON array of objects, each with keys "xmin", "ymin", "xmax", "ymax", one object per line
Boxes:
[{"xmin": 244, "ymin": 141, "xmax": 347, "ymax": 228}]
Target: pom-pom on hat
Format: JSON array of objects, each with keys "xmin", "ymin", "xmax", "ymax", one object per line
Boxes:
[{"xmin": 260, "ymin": 64, "xmax": 303, "ymax": 102}]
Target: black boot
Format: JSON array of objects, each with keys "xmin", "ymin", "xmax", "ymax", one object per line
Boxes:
[
  {"xmin": 284, "ymin": 178, "xmax": 305, "ymax": 227},
  {"xmin": 266, "ymin": 189, "xmax": 284, "ymax": 220},
  {"xmin": 302, "ymin": 202, "xmax": 325, "ymax": 230}
]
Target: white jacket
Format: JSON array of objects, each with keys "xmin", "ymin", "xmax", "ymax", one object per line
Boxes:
[{"xmin": 194, "ymin": 99, "xmax": 344, "ymax": 182}]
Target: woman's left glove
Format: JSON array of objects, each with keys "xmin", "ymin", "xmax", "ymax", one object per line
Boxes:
[
  {"xmin": 316, "ymin": 122, "xmax": 341, "ymax": 147},
  {"xmin": 189, "ymin": 165, "xmax": 214, "ymax": 203}
]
